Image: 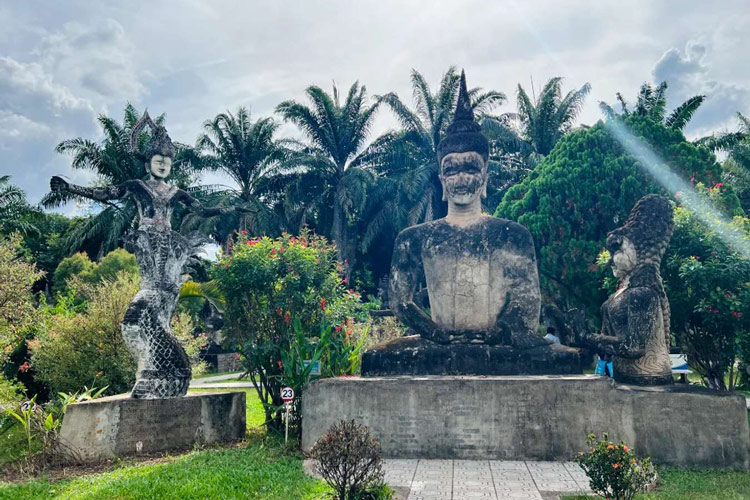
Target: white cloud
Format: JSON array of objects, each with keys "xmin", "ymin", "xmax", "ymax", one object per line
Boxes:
[{"xmin": 652, "ymin": 41, "xmax": 750, "ymax": 137}]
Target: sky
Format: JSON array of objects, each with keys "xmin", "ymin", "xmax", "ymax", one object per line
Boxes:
[{"xmin": 1, "ymin": 0, "xmax": 749, "ymax": 208}]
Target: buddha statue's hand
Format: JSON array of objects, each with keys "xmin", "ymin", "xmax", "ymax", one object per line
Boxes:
[
  {"xmin": 50, "ymin": 176, "xmax": 69, "ymax": 192},
  {"xmin": 447, "ymin": 330, "xmax": 485, "ymax": 344}
]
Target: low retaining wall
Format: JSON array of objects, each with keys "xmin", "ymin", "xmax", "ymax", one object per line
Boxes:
[
  {"xmin": 59, "ymin": 391, "xmax": 246, "ymax": 463},
  {"xmin": 302, "ymin": 375, "xmax": 750, "ymax": 469}
]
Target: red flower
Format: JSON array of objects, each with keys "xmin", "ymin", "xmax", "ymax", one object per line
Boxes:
[
  {"xmin": 277, "ymin": 360, "xmax": 283, "ymax": 369},
  {"xmin": 623, "ymin": 445, "xmax": 629, "ymax": 452},
  {"xmin": 613, "ymin": 463, "xmax": 620, "ymax": 469},
  {"xmin": 320, "ymin": 297, "xmax": 327, "ymax": 310},
  {"xmin": 335, "ymin": 326, "xmax": 342, "ymax": 332},
  {"xmin": 18, "ymin": 361, "xmax": 30, "ymax": 373},
  {"xmin": 240, "ymin": 230, "xmax": 247, "ymax": 235},
  {"xmin": 733, "ymin": 311, "xmax": 743, "ymax": 319},
  {"xmin": 276, "ymin": 307, "xmax": 283, "ymax": 316},
  {"xmin": 284, "ymin": 311, "xmax": 291, "ymax": 324},
  {"xmin": 288, "ymin": 265, "xmax": 293, "ymax": 271}
]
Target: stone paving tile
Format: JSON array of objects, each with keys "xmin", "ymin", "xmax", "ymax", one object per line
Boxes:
[{"xmin": 386, "ymin": 460, "xmax": 592, "ymax": 500}]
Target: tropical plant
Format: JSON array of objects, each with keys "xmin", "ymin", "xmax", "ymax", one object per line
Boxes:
[
  {"xmin": 276, "ymin": 81, "xmax": 383, "ymax": 278},
  {"xmin": 52, "ymin": 248, "xmax": 138, "ymax": 295},
  {"xmin": 489, "ymin": 77, "xmax": 590, "ymax": 157},
  {"xmin": 599, "ymin": 81, "xmax": 705, "ymax": 132},
  {"xmin": 184, "ymin": 107, "xmax": 286, "ymax": 245},
  {"xmin": 0, "ymin": 176, "xmax": 39, "ymax": 237},
  {"xmin": 212, "ymin": 232, "xmax": 365, "ymax": 431},
  {"xmin": 2, "ymin": 395, "xmax": 62, "ymax": 472},
  {"xmin": 42, "ymin": 104, "xmax": 197, "ymax": 257}
]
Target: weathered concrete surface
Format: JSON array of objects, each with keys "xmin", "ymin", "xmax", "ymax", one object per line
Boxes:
[
  {"xmin": 59, "ymin": 391, "xmax": 245, "ymax": 462},
  {"xmin": 302, "ymin": 375, "xmax": 750, "ymax": 469},
  {"xmin": 362, "ymin": 335, "xmax": 581, "ymax": 376}
]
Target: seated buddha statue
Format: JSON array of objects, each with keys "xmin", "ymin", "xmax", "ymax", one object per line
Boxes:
[{"xmin": 362, "ymin": 72, "xmax": 579, "ymax": 376}]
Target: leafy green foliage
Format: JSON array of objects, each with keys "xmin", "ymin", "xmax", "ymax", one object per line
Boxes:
[
  {"xmin": 0, "ymin": 234, "xmax": 43, "ymax": 365},
  {"xmin": 52, "ymin": 248, "xmax": 138, "ymax": 296},
  {"xmin": 31, "ymin": 272, "xmax": 205, "ymax": 395},
  {"xmin": 663, "ymin": 205, "xmax": 750, "ymax": 391},
  {"xmin": 576, "ymin": 433, "xmax": 656, "ymax": 500},
  {"xmin": 495, "ymin": 115, "xmax": 720, "ymax": 315},
  {"xmin": 212, "ymin": 232, "xmax": 365, "ymax": 432}
]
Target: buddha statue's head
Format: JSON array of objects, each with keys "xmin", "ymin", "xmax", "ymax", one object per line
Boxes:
[
  {"xmin": 130, "ymin": 111, "xmax": 176, "ymax": 180},
  {"xmin": 606, "ymin": 195, "xmax": 674, "ymax": 280},
  {"xmin": 437, "ymin": 71, "xmax": 489, "ymax": 206}
]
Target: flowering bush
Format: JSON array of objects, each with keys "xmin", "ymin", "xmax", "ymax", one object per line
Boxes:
[
  {"xmin": 576, "ymin": 433, "xmax": 655, "ymax": 500},
  {"xmin": 663, "ymin": 205, "xmax": 750, "ymax": 390},
  {"xmin": 212, "ymin": 231, "xmax": 367, "ymax": 432},
  {"xmin": 310, "ymin": 419, "xmax": 389, "ymax": 500}
]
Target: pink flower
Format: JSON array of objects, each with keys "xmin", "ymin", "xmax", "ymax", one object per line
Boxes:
[
  {"xmin": 320, "ymin": 298, "xmax": 327, "ymax": 310},
  {"xmin": 18, "ymin": 361, "xmax": 30, "ymax": 373}
]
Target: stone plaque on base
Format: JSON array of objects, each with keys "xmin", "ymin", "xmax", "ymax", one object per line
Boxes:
[
  {"xmin": 59, "ymin": 391, "xmax": 246, "ymax": 463},
  {"xmin": 302, "ymin": 375, "xmax": 750, "ymax": 470}
]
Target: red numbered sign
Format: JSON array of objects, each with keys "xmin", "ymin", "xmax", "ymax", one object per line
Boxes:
[{"xmin": 281, "ymin": 386, "xmax": 295, "ymax": 403}]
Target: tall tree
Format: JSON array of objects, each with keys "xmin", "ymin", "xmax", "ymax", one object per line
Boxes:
[
  {"xmin": 276, "ymin": 82, "xmax": 382, "ymax": 278},
  {"xmin": 495, "ymin": 77, "xmax": 591, "ymax": 157},
  {"xmin": 361, "ymin": 67, "xmax": 505, "ymax": 251},
  {"xmin": 42, "ymin": 105, "xmax": 197, "ymax": 257},
  {"xmin": 0, "ymin": 176, "xmax": 39, "ymax": 236},
  {"xmin": 183, "ymin": 107, "xmax": 286, "ymax": 245},
  {"xmin": 599, "ymin": 81, "xmax": 705, "ymax": 132}
]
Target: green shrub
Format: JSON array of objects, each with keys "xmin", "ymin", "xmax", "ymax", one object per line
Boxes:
[
  {"xmin": 575, "ymin": 433, "xmax": 656, "ymax": 500},
  {"xmin": 213, "ymin": 232, "xmax": 366, "ymax": 432},
  {"xmin": 52, "ymin": 248, "xmax": 138, "ymax": 296},
  {"xmin": 0, "ymin": 233, "xmax": 43, "ymax": 365},
  {"xmin": 30, "ymin": 273, "xmax": 205, "ymax": 395},
  {"xmin": 310, "ymin": 419, "xmax": 388, "ymax": 500}
]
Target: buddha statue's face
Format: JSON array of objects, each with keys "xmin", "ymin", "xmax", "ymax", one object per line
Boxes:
[
  {"xmin": 148, "ymin": 154, "xmax": 172, "ymax": 179},
  {"xmin": 439, "ymin": 152, "xmax": 487, "ymax": 206},
  {"xmin": 610, "ymin": 236, "xmax": 637, "ymax": 279}
]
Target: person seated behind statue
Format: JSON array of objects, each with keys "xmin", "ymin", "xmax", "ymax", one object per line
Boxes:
[
  {"xmin": 544, "ymin": 326, "xmax": 561, "ymax": 345},
  {"xmin": 389, "ymin": 71, "xmax": 549, "ymax": 350}
]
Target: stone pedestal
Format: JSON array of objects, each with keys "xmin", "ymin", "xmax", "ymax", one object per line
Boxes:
[
  {"xmin": 59, "ymin": 391, "xmax": 246, "ymax": 463},
  {"xmin": 361, "ymin": 336, "xmax": 581, "ymax": 376},
  {"xmin": 302, "ymin": 375, "xmax": 750, "ymax": 469}
]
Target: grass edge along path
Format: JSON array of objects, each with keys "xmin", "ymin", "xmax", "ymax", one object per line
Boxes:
[
  {"xmin": 0, "ymin": 387, "xmax": 332, "ymax": 500},
  {"xmin": 563, "ymin": 466, "xmax": 750, "ymax": 500}
]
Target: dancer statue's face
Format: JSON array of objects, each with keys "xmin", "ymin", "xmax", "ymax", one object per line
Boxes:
[
  {"xmin": 149, "ymin": 155, "xmax": 172, "ymax": 179},
  {"xmin": 611, "ymin": 237, "xmax": 637, "ymax": 279}
]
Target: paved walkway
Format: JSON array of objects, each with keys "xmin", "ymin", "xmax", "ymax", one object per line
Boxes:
[
  {"xmin": 382, "ymin": 460, "xmax": 592, "ymax": 500},
  {"xmin": 189, "ymin": 372, "xmax": 254, "ymax": 389}
]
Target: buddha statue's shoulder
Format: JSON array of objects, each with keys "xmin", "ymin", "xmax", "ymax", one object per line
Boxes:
[{"xmin": 482, "ymin": 216, "xmax": 536, "ymax": 250}]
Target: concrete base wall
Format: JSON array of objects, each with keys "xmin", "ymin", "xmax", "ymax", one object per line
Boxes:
[
  {"xmin": 302, "ymin": 375, "xmax": 750, "ymax": 469},
  {"xmin": 59, "ymin": 391, "xmax": 246, "ymax": 463}
]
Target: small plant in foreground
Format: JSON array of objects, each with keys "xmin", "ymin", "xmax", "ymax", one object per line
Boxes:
[
  {"xmin": 575, "ymin": 433, "xmax": 656, "ymax": 500},
  {"xmin": 309, "ymin": 419, "xmax": 390, "ymax": 500}
]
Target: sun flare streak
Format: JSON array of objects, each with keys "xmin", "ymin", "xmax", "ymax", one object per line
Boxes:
[{"xmin": 605, "ymin": 119, "xmax": 750, "ymax": 260}]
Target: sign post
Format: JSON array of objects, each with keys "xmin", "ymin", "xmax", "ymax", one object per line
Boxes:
[{"xmin": 281, "ymin": 386, "xmax": 295, "ymax": 444}]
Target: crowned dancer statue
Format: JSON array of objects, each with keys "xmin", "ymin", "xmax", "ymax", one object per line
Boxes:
[
  {"xmin": 51, "ymin": 111, "xmax": 248, "ymax": 398},
  {"xmin": 585, "ymin": 195, "xmax": 674, "ymax": 385}
]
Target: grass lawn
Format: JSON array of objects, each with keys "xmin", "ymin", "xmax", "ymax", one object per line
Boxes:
[
  {"xmin": 0, "ymin": 388, "xmax": 331, "ymax": 500},
  {"xmin": 563, "ymin": 467, "xmax": 750, "ymax": 500}
]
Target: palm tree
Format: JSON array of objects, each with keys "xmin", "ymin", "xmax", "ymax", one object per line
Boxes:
[
  {"xmin": 276, "ymin": 81, "xmax": 382, "ymax": 278},
  {"xmin": 362, "ymin": 67, "xmax": 505, "ymax": 249},
  {"xmin": 43, "ymin": 104, "xmax": 197, "ymax": 257},
  {"xmin": 0, "ymin": 176, "xmax": 39, "ymax": 236},
  {"xmin": 183, "ymin": 107, "xmax": 286, "ymax": 245},
  {"xmin": 493, "ymin": 77, "xmax": 591, "ymax": 157},
  {"xmin": 599, "ymin": 81, "xmax": 705, "ymax": 132}
]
